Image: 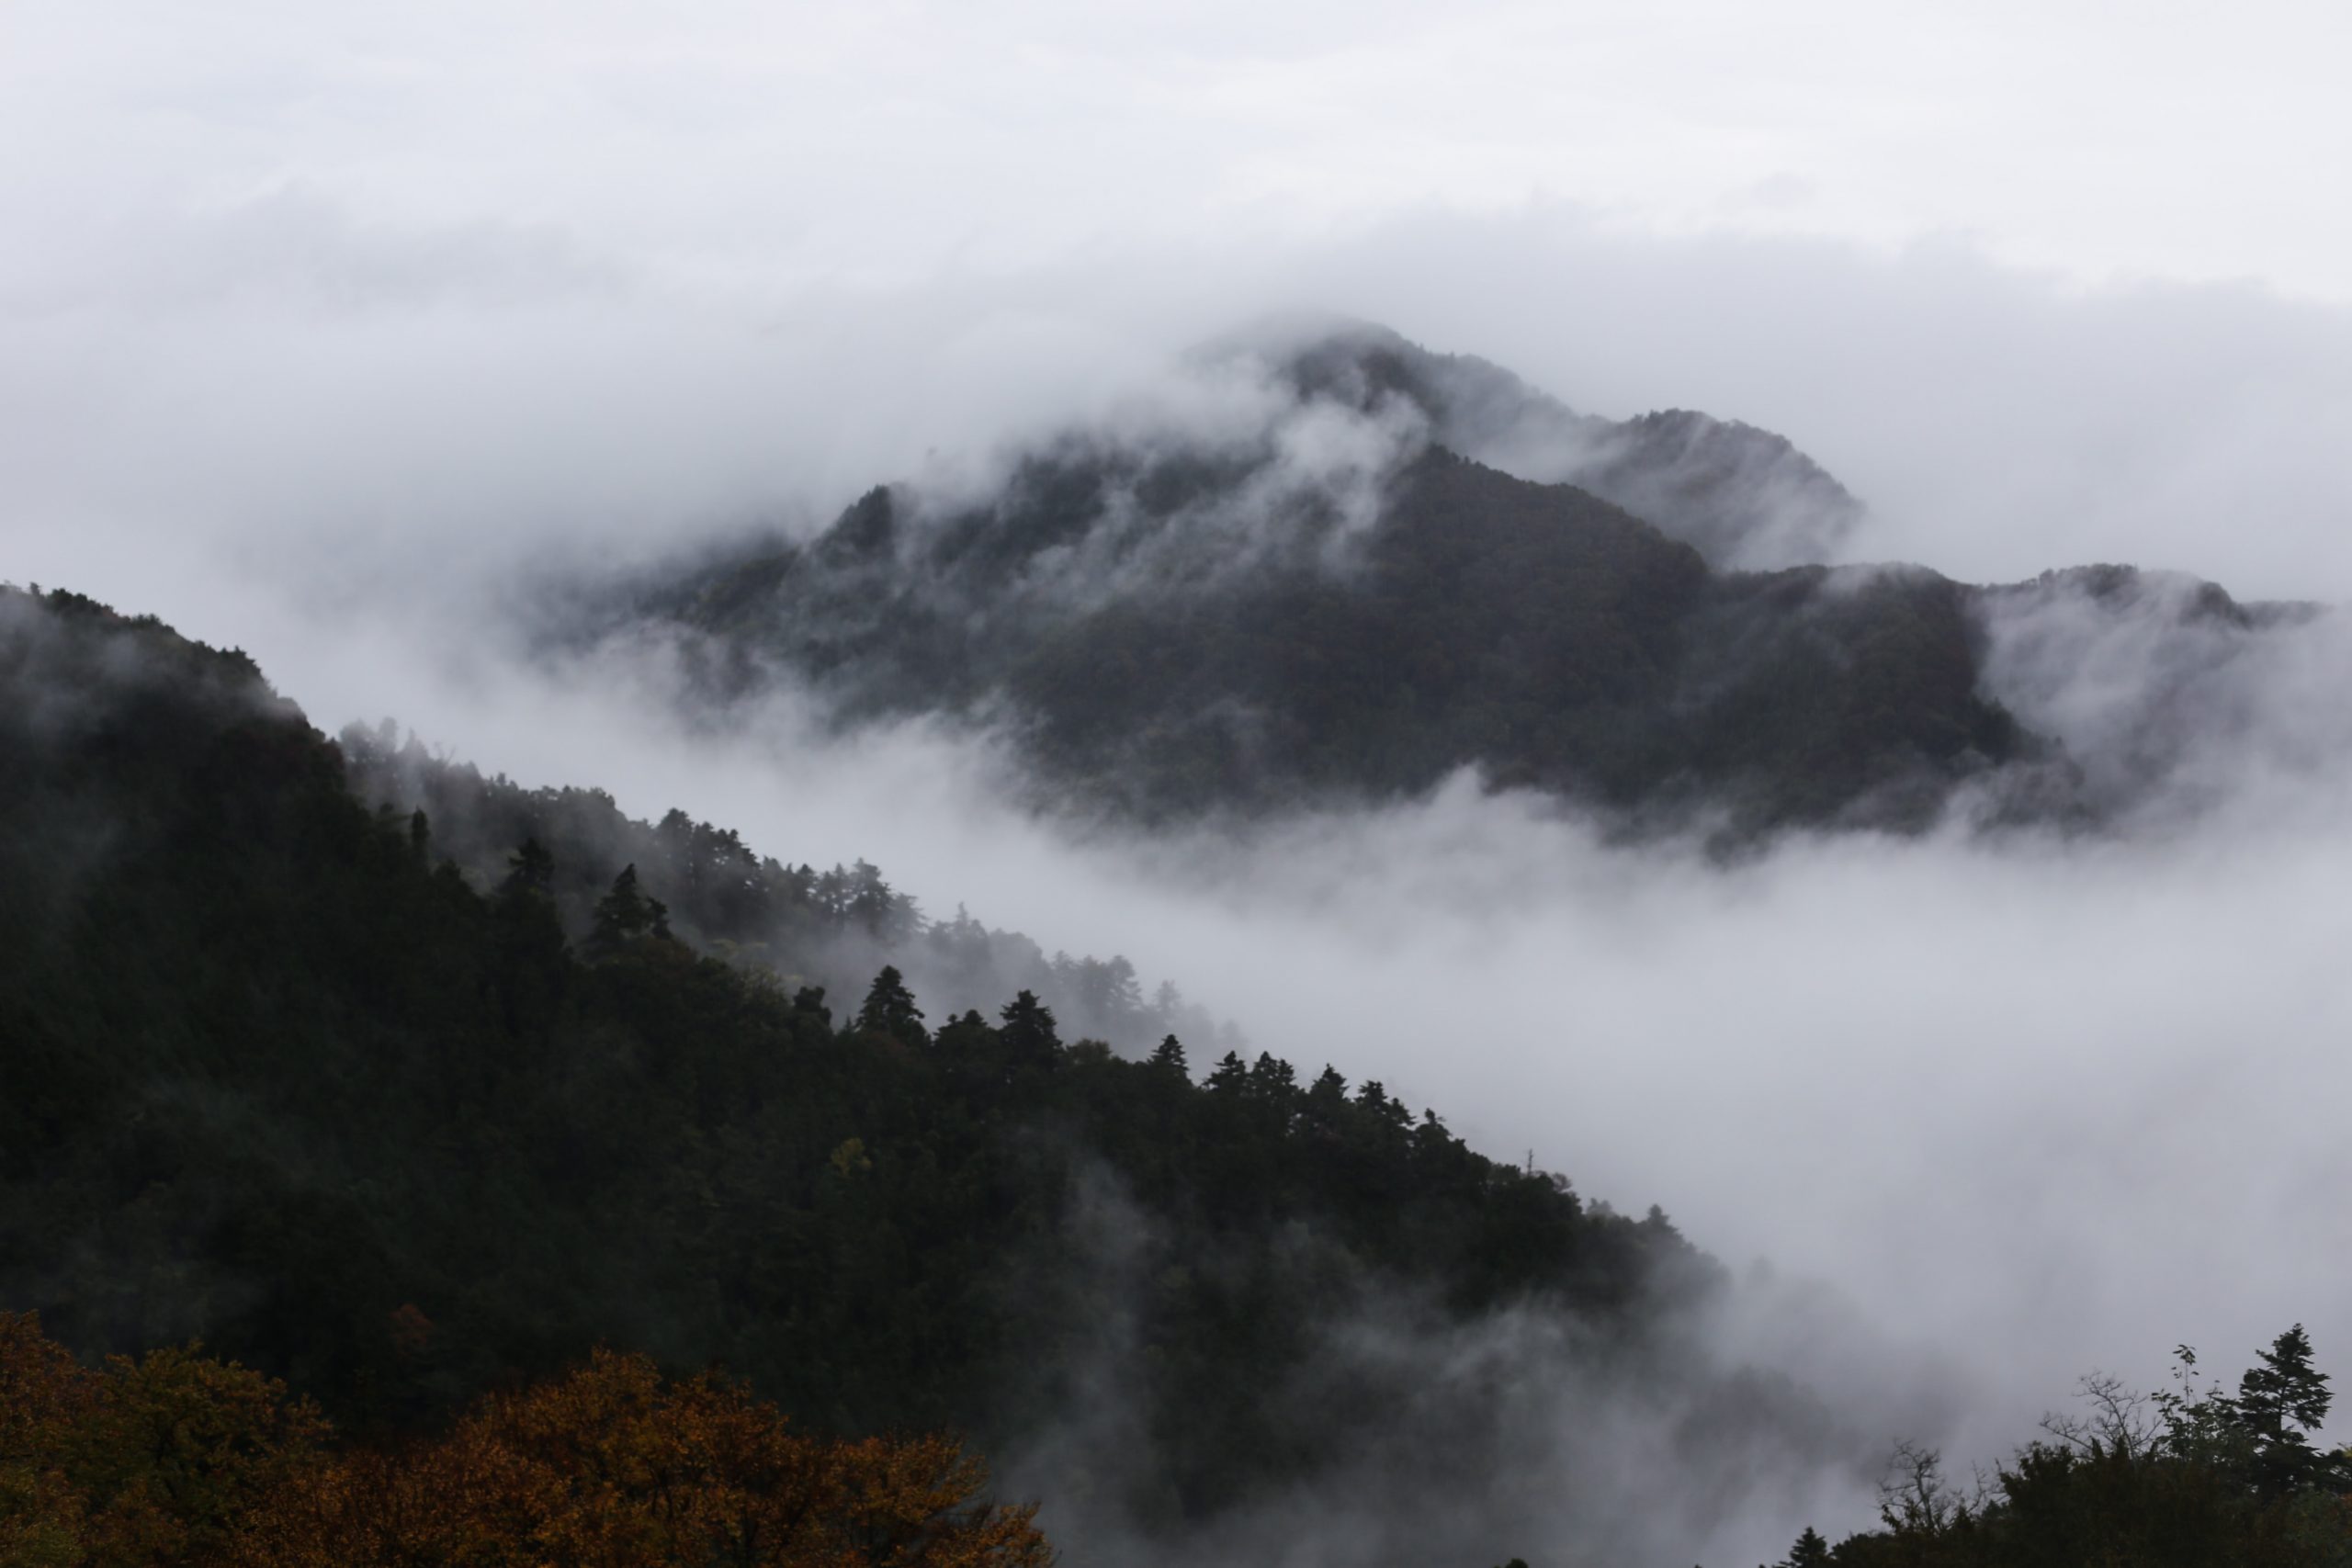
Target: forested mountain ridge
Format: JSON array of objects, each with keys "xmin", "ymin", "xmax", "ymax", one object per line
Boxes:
[
  {"xmin": 0, "ymin": 584, "xmax": 1859, "ymax": 1562},
  {"xmin": 576, "ymin": 322, "xmax": 2318, "ymax": 843},
  {"xmin": 335, "ymin": 721, "xmax": 1229, "ymax": 1054}
]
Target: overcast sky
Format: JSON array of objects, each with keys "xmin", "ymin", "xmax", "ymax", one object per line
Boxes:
[
  {"xmin": 6, "ymin": 0, "xmax": 2351, "ymax": 616},
  {"xmin": 6, "ymin": 7, "xmax": 2352, "ymax": 1554},
  {"xmin": 9, "ymin": 0, "xmax": 2349, "ymax": 297}
]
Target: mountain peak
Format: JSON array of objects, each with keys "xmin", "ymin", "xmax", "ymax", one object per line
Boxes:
[{"xmin": 1206, "ymin": 319, "xmax": 1863, "ymax": 570}]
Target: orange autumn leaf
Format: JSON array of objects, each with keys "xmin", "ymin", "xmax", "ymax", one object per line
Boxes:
[{"xmin": 230, "ymin": 1348, "xmax": 1051, "ymax": 1568}]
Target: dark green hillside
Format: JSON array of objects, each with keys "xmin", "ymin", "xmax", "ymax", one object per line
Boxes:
[
  {"xmin": 334, "ymin": 723, "xmax": 1227, "ymax": 1053},
  {"xmin": 0, "ymin": 585, "xmax": 1758, "ymax": 1536}
]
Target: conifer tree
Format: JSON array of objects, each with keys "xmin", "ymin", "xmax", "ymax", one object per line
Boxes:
[
  {"xmin": 997, "ymin": 990, "xmax": 1060, "ymax": 1075},
  {"xmin": 857, "ymin": 965, "xmax": 927, "ymax": 1045},
  {"xmin": 588, "ymin": 864, "xmax": 656, "ymax": 956},
  {"xmin": 1148, "ymin": 1034, "xmax": 1188, "ymax": 1077},
  {"xmin": 1780, "ymin": 1524, "xmax": 1832, "ymax": 1567},
  {"xmin": 2231, "ymin": 1323, "xmax": 2339, "ymax": 1495}
]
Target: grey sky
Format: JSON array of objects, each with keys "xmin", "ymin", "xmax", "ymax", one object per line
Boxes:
[
  {"xmin": 8, "ymin": 0, "xmax": 2349, "ymax": 296},
  {"xmin": 6, "ymin": 2, "xmax": 2352, "ymax": 609}
]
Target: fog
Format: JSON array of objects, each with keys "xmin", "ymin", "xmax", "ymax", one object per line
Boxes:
[
  {"xmin": 9, "ymin": 3, "xmax": 2352, "ymax": 1559},
  {"xmin": 166, "ymin": 583, "xmax": 2352, "ymax": 1559}
]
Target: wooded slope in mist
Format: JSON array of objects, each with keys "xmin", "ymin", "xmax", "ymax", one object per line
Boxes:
[{"xmin": 0, "ymin": 585, "xmax": 1751, "ymax": 1546}]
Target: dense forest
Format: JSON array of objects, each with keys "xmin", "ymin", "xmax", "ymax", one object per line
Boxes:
[
  {"xmin": 574, "ymin": 323, "xmax": 2315, "ymax": 844},
  {"xmin": 0, "ymin": 584, "xmax": 1794, "ymax": 1563},
  {"xmin": 334, "ymin": 724, "xmax": 1228, "ymax": 1055}
]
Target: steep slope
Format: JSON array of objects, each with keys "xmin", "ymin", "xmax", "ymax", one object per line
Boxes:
[{"xmin": 0, "ymin": 586, "xmax": 1864, "ymax": 1562}]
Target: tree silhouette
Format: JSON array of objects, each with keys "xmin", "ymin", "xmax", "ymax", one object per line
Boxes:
[
  {"xmin": 1780, "ymin": 1524, "xmax": 1832, "ymax": 1566},
  {"xmin": 2231, "ymin": 1323, "xmax": 2339, "ymax": 1496},
  {"xmin": 1148, "ymin": 1034, "xmax": 1188, "ymax": 1077},
  {"xmin": 858, "ymin": 965, "xmax": 928, "ymax": 1045},
  {"xmin": 587, "ymin": 864, "xmax": 672, "ymax": 956},
  {"xmin": 996, "ymin": 990, "xmax": 1060, "ymax": 1077}
]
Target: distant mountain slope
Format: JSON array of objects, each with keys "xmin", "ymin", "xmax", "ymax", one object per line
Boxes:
[{"xmin": 582, "ymin": 323, "xmax": 2332, "ymax": 840}]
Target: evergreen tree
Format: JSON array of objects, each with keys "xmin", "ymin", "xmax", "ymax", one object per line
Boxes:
[
  {"xmin": 588, "ymin": 864, "xmax": 657, "ymax": 956},
  {"xmin": 997, "ymin": 990, "xmax": 1060, "ymax": 1076},
  {"xmin": 1249, "ymin": 1053, "xmax": 1297, "ymax": 1099},
  {"xmin": 857, "ymin": 965, "xmax": 928, "ymax": 1045},
  {"xmin": 2231, "ymin": 1323, "xmax": 2338, "ymax": 1495},
  {"xmin": 1780, "ymin": 1525, "xmax": 1831, "ymax": 1567},
  {"xmin": 1148, "ymin": 1034, "xmax": 1188, "ymax": 1077},
  {"xmin": 1204, "ymin": 1051, "xmax": 1249, "ymax": 1095}
]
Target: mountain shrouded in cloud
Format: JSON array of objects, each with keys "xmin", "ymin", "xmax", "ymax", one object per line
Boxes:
[
  {"xmin": 573, "ymin": 321, "xmax": 2325, "ymax": 842},
  {"xmin": 1257, "ymin": 318, "xmax": 1869, "ymax": 570}
]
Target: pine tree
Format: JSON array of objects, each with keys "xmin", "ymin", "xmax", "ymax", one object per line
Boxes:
[
  {"xmin": 1148, "ymin": 1034, "xmax": 1188, "ymax": 1077},
  {"xmin": 1204, "ymin": 1051, "xmax": 1248, "ymax": 1095},
  {"xmin": 997, "ymin": 991, "xmax": 1060, "ymax": 1075},
  {"xmin": 1780, "ymin": 1525, "xmax": 1831, "ymax": 1567},
  {"xmin": 2232, "ymin": 1324, "xmax": 2339, "ymax": 1495},
  {"xmin": 857, "ymin": 965, "xmax": 927, "ymax": 1045},
  {"xmin": 588, "ymin": 865, "xmax": 655, "ymax": 957}
]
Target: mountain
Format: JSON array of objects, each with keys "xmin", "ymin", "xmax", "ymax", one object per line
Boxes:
[
  {"xmin": 574, "ymin": 322, "xmax": 2324, "ymax": 843},
  {"xmin": 0, "ymin": 584, "xmax": 1868, "ymax": 1564},
  {"xmin": 1252, "ymin": 318, "xmax": 1867, "ymax": 570},
  {"xmin": 10, "ymin": 585, "xmax": 2348, "ymax": 1565}
]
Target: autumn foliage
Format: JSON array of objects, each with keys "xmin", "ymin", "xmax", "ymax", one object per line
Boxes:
[{"xmin": 0, "ymin": 1314, "xmax": 1051, "ymax": 1568}]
